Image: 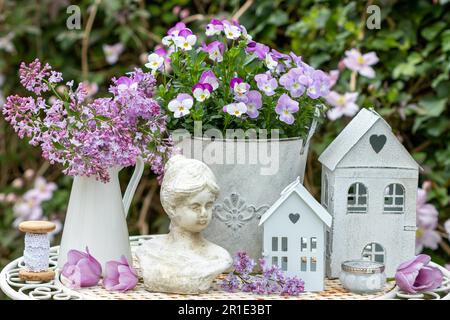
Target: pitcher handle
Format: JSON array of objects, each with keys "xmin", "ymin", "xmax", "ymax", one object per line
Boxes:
[{"xmin": 123, "ymin": 157, "xmax": 145, "ymax": 217}]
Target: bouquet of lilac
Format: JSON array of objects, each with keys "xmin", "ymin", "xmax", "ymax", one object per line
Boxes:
[
  {"xmin": 2, "ymin": 59, "xmax": 173, "ymax": 182},
  {"xmin": 220, "ymin": 252, "xmax": 305, "ymax": 296},
  {"xmin": 145, "ymin": 20, "xmax": 330, "ymax": 138}
]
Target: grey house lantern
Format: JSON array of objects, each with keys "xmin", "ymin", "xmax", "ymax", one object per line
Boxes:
[
  {"xmin": 259, "ymin": 177, "xmax": 332, "ymax": 292},
  {"xmin": 318, "ymin": 108, "xmax": 420, "ymax": 278}
]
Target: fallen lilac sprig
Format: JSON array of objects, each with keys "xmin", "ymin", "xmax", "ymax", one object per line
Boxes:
[{"xmin": 219, "ymin": 251, "xmax": 304, "ymax": 296}]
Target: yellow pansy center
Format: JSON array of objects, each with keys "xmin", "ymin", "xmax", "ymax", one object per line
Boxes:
[{"xmin": 357, "ymin": 56, "xmax": 365, "ymax": 65}]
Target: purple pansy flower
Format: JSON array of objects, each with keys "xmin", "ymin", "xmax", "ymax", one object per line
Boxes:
[
  {"xmin": 192, "ymin": 83, "xmax": 213, "ymax": 102},
  {"xmin": 254, "ymin": 73, "xmax": 278, "ymax": 96},
  {"xmin": 205, "ymin": 19, "xmax": 224, "ymax": 36},
  {"xmin": 223, "ymin": 102, "xmax": 247, "ymax": 117},
  {"xmin": 275, "ymin": 94, "xmax": 299, "ymax": 125},
  {"xmin": 173, "ymin": 28, "xmax": 197, "ymax": 51},
  {"xmin": 230, "ymin": 77, "xmax": 250, "ymax": 101},
  {"xmin": 245, "ymin": 90, "xmax": 262, "ymax": 118},
  {"xmin": 103, "ymin": 255, "xmax": 139, "ymax": 292},
  {"xmin": 246, "ymin": 41, "xmax": 270, "ymax": 60},
  {"xmin": 326, "ymin": 91, "xmax": 359, "ymax": 120},
  {"xmin": 279, "ymin": 68, "xmax": 306, "ymax": 97},
  {"xmin": 395, "ymin": 254, "xmax": 443, "ymax": 294},
  {"xmin": 61, "ymin": 247, "xmax": 102, "ymax": 289},
  {"xmin": 201, "ymin": 41, "xmax": 225, "ymax": 62},
  {"xmin": 168, "ymin": 93, "xmax": 194, "ymax": 118},
  {"xmin": 115, "ymin": 76, "xmax": 138, "ymax": 94},
  {"xmin": 222, "ymin": 20, "xmax": 241, "ymax": 40},
  {"xmin": 199, "ymin": 70, "xmax": 219, "ymax": 91}
]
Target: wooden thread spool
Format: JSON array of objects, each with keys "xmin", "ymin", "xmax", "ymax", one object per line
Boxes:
[{"xmin": 18, "ymin": 221, "xmax": 56, "ymax": 282}]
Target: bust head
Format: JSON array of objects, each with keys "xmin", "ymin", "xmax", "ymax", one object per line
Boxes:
[{"xmin": 160, "ymin": 155, "xmax": 220, "ymax": 233}]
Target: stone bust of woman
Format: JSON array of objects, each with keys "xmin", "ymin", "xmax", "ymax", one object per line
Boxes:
[{"xmin": 136, "ymin": 155, "xmax": 232, "ymax": 294}]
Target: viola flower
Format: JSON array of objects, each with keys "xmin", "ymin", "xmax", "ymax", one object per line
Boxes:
[
  {"xmin": 240, "ymin": 25, "xmax": 253, "ymax": 43},
  {"xmin": 205, "ymin": 19, "xmax": 224, "ymax": 36},
  {"xmin": 199, "ymin": 70, "xmax": 219, "ymax": 91},
  {"xmin": 145, "ymin": 53, "xmax": 164, "ymax": 71},
  {"xmin": 61, "ymin": 247, "xmax": 102, "ymax": 289},
  {"xmin": 245, "ymin": 90, "xmax": 262, "ymax": 118},
  {"xmin": 168, "ymin": 93, "xmax": 194, "ymax": 118},
  {"xmin": 230, "ymin": 77, "xmax": 250, "ymax": 100},
  {"xmin": 246, "ymin": 41, "xmax": 270, "ymax": 60},
  {"xmin": 279, "ymin": 68, "xmax": 305, "ymax": 97},
  {"xmin": 12, "ymin": 196, "xmax": 43, "ymax": 227},
  {"xmin": 173, "ymin": 29, "xmax": 197, "ymax": 51},
  {"xmin": 395, "ymin": 254, "xmax": 443, "ymax": 294},
  {"xmin": 0, "ymin": 32, "xmax": 15, "ymax": 53},
  {"xmin": 254, "ymin": 73, "xmax": 278, "ymax": 96},
  {"xmin": 224, "ymin": 102, "xmax": 247, "ymax": 117},
  {"xmin": 223, "ymin": 21, "xmax": 241, "ymax": 40},
  {"xmin": 115, "ymin": 76, "xmax": 138, "ymax": 95},
  {"xmin": 343, "ymin": 49, "xmax": 379, "ymax": 78},
  {"xmin": 102, "ymin": 43, "xmax": 125, "ymax": 65},
  {"xmin": 201, "ymin": 41, "xmax": 225, "ymax": 62},
  {"xmin": 265, "ymin": 53, "xmax": 278, "ymax": 71},
  {"xmin": 192, "ymin": 83, "xmax": 213, "ymax": 102},
  {"xmin": 275, "ymin": 94, "xmax": 299, "ymax": 125},
  {"xmin": 103, "ymin": 255, "xmax": 138, "ymax": 292},
  {"xmin": 326, "ymin": 91, "xmax": 359, "ymax": 121}
]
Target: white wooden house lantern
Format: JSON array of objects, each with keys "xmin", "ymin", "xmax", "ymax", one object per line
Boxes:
[
  {"xmin": 318, "ymin": 108, "xmax": 419, "ymax": 278},
  {"xmin": 259, "ymin": 177, "xmax": 332, "ymax": 292}
]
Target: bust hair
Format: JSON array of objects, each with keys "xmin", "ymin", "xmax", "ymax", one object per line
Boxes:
[{"xmin": 160, "ymin": 155, "xmax": 220, "ymax": 217}]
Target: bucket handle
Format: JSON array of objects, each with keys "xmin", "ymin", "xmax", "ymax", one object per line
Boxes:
[{"xmin": 300, "ymin": 108, "xmax": 320, "ymax": 155}]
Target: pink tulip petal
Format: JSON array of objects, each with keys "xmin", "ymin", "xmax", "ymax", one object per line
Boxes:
[
  {"xmin": 67, "ymin": 249, "xmax": 86, "ymax": 265},
  {"xmin": 105, "ymin": 260, "xmax": 121, "ymax": 280},
  {"xmin": 395, "ymin": 270, "xmax": 416, "ymax": 293},
  {"xmin": 77, "ymin": 258, "xmax": 101, "ymax": 287}
]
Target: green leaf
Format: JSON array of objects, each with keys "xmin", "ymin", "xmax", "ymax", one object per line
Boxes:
[
  {"xmin": 418, "ymin": 98, "xmax": 447, "ymax": 117},
  {"xmin": 421, "ymin": 22, "xmax": 446, "ymax": 41},
  {"xmin": 441, "ymin": 30, "xmax": 450, "ymax": 51}
]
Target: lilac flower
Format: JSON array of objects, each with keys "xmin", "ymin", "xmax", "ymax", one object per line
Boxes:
[
  {"xmin": 62, "ymin": 247, "xmax": 102, "ymax": 289},
  {"xmin": 224, "ymin": 102, "xmax": 247, "ymax": 118},
  {"xmin": 279, "ymin": 68, "xmax": 306, "ymax": 97},
  {"xmin": 281, "ymin": 277, "xmax": 305, "ymax": 296},
  {"xmin": 19, "ymin": 59, "xmax": 51, "ymax": 95},
  {"xmin": 102, "ymin": 43, "xmax": 125, "ymax": 65},
  {"xmin": 103, "ymin": 255, "xmax": 138, "ymax": 292},
  {"xmin": 145, "ymin": 53, "xmax": 164, "ymax": 71},
  {"xmin": 205, "ymin": 19, "xmax": 224, "ymax": 36},
  {"xmin": 343, "ymin": 49, "xmax": 379, "ymax": 78},
  {"xmin": 246, "ymin": 41, "xmax": 270, "ymax": 60},
  {"xmin": 254, "ymin": 73, "xmax": 278, "ymax": 96},
  {"xmin": 395, "ymin": 254, "xmax": 443, "ymax": 294},
  {"xmin": 245, "ymin": 90, "xmax": 262, "ymax": 118},
  {"xmin": 325, "ymin": 91, "xmax": 359, "ymax": 121},
  {"xmin": 192, "ymin": 83, "xmax": 213, "ymax": 102},
  {"xmin": 275, "ymin": 94, "xmax": 299, "ymax": 125},
  {"xmin": 174, "ymin": 29, "xmax": 197, "ymax": 51},
  {"xmin": 201, "ymin": 41, "xmax": 225, "ymax": 62},
  {"xmin": 222, "ymin": 20, "xmax": 241, "ymax": 40},
  {"xmin": 49, "ymin": 71, "xmax": 63, "ymax": 84},
  {"xmin": 220, "ymin": 273, "xmax": 241, "ymax": 292},
  {"xmin": 416, "ymin": 184, "xmax": 441, "ymax": 253},
  {"xmin": 233, "ymin": 252, "xmax": 256, "ymax": 275},
  {"xmin": 168, "ymin": 93, "xmax": 194, "ymax": 118},
  {"xmin": 199, "ymin": 70, "xmax": 219, "ymax": 91},
  {"xmin": 12, "ymin": 196, "xmax": 43, "ymax": 227}
]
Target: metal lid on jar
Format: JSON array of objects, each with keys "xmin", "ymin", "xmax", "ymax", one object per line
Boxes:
[{"xmin": 341, "ymin": 260, "xmax": 385, "ymax": 274}]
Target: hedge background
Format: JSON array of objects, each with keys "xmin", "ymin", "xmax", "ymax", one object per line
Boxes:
[{"xmin": 0, "ymin": 0, "xmax": 449, "ymax": 298}]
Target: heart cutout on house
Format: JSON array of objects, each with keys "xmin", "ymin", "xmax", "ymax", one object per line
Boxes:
[
  {"xmin": 369, "ymin": 134, "xmax": 386, "ymax": 153},
  {"xmin": 289, "ymin": 213, "xmax": 300, "ymax": 224}
]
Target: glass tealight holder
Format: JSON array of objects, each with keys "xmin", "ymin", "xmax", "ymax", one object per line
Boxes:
[{"xmin": 339, "ymin": 260, "xmax": 386, "ymax": 294}]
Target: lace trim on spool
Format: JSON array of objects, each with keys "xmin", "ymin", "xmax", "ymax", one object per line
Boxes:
[{"xmin": 23, "ymin": 233, "xmax": 50, "ymax": 272}]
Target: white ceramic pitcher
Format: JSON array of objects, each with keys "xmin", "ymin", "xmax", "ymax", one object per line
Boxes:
[{"xmin": 57, "ymin": 158, "xmax": 144, "ymax": 272}]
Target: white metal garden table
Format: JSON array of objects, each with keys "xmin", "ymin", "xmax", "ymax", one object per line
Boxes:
[{"xmin": 1, "ymin": 235, "xmax": 449, "ymax": 300}]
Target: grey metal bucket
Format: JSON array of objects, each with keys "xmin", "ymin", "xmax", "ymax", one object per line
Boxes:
[{"xmin": 174, "ymin": 120, "xmax": 317, "ymax": 262}]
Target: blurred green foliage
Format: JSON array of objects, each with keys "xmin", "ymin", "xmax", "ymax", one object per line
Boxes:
[{"xmin": 0, "ymin": 0, "xmax": 449, "ymax": 298}]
